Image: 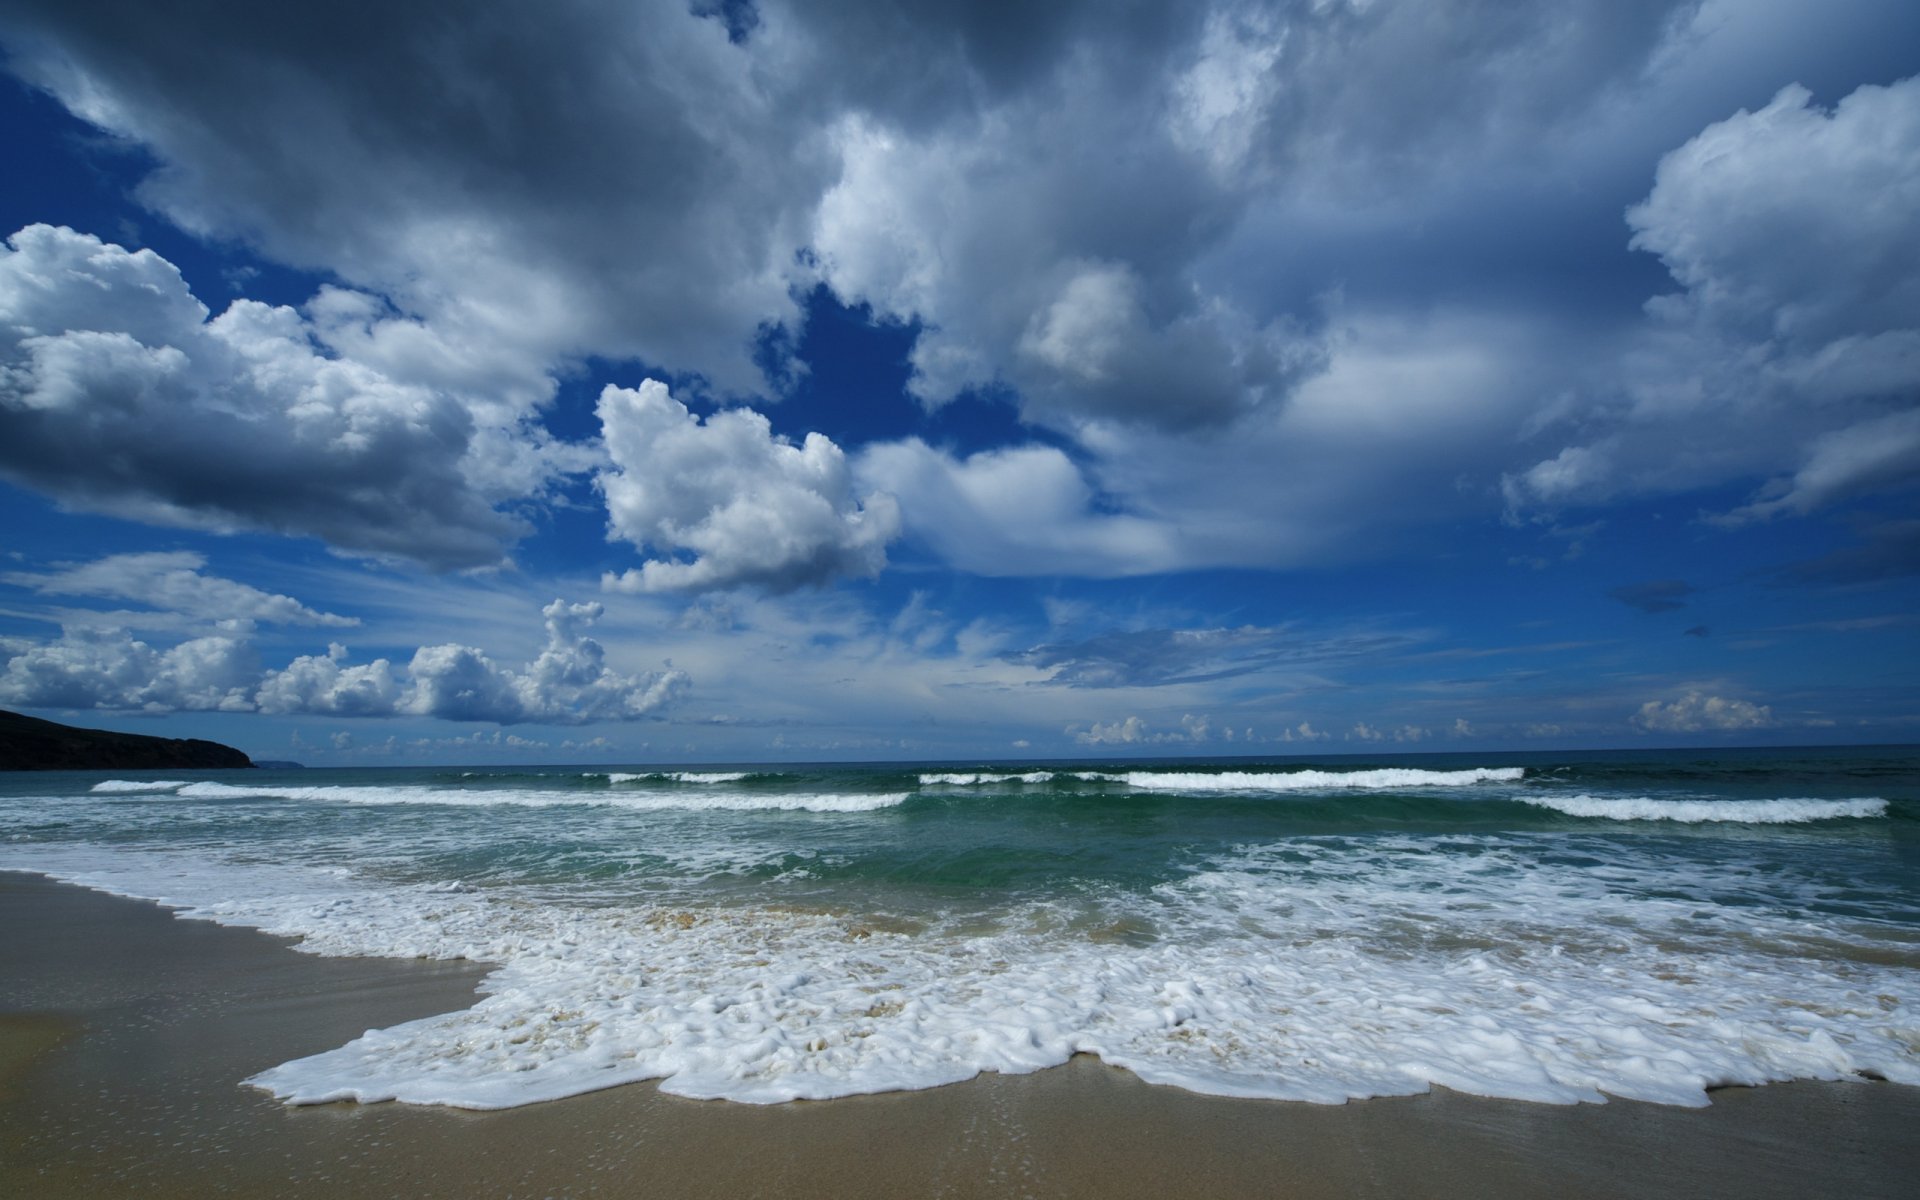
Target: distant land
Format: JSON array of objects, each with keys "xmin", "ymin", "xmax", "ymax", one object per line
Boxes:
[{"xmin": 0, "ymin": 709, "xmax": 254, "ymax": 771}]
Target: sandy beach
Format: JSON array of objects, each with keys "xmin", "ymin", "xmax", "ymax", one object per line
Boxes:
[{"xmin": 0, "ymin": 870, "xmax": 1913, "ymax": 1199}]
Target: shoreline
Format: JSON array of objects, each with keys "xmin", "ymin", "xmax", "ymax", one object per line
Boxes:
[{"xmin": 4, "ymin": 870, "xmax": 1917, "ymax": 1199}]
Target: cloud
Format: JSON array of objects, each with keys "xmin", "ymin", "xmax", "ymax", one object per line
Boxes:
[
  {"xmin": 1722, "ymin": 408, "xmax": 1920, "ymax": 524},
  {"xmin": 4, "ymin": 4, "xmax": 1692, "ymax": 439},
  {"xmin": 3, "ymin": 551, "xmax": 356, "ymax": 626},
  {"xmin": 1627, "ymin": 81, "xmax": 1920, "ymax": 350},
  {"xmin": 809, "ymin": 2, "xmax": 1685, "ymax": 433},
  {"xmin": 1071, "ymin": 713, "xmax": 1213, "ymax": 745},
  {"xmin": 861, "ymin": 308, "xmax": 1578, "ymax": 577},
  {"xmin": 1077, "ymin": 715, "xmax": 1148, "ymax": 745},
  {"xmin": 4, "ymin": 0, "xmax": 1915, "ymax": 590},
  {"xmin": 1630, "ymin": 692, "xmax": 1775, "ymax": 733},
  {"xmin": 396, "ymin": 600, "xmax": 691, "ymax": 723},
  {"xmin": 1608, "ymin": 579, "xmax": 1694, "ymax": 613},
  {"xmin": 1779, "ymin": 518, "xmax": 1920, "ymax": 584},
  {"xmin": 254, "ymin": 644, "xmax": 402, "ymax": 716},
  {"xmin": 4, "ymin": 598, "xmax": 688, "ymax": 724},
  {"xmin": 596, "ymin": 381, "xmax": 899, "ymax": 593},
  {"xmin": 0, "ymin": 225, "xmax": 567, "ymax": 569},
  {"xmin": 1510, "ymin": 75, "xmax": 1920, "ymax": 521},
  {"xmin": 1020, "ymin": 626, "xmax": 1277, "ymax": 687},
  {"xmin": 856, "ymin": 440, "xmax": 1184, "ymax": 577},
  {"xmin": 1014, "ymin": 624, "xmax": 1413, "ymax": 687},
  {"xmin": 0, "ymin": 0, "xmax": 832, "ymax": 397},
  {"xmin": 0, "ymin": 624, "xmax": 258, "ymax": 712}
]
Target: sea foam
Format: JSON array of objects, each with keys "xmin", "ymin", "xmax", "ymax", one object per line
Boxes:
[
  {"xmin": 171, "ymin": 780, "xmax": 906, "ymax": 814},
  {"xmin": 918, "ymin": 772, "xmax": 1059, "ymax": 786},
  {"xmin": 91, "ymin": 780, "xmax": 190, "ymax": 793},
  {"xmin": 1119, "ymin": 767, "xmax": 1525, "ymax": 792},
  {"xmin": 8, "ymin": 827, "xmax": 1913, "ymax": 1114},
  {"xmin": 1521, "ymin": 795, "xmax": 1888, "ymax": 823},
  {"xmin": 14, "ymin": 756, "xmax": 1919, "ymax": 1117},
  {"xmin": 608, "ymin": 771, "xmax": 754, "ymax": 784}
]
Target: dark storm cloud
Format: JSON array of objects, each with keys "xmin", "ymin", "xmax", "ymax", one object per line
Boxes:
[
  {"xmin": 0, "ymin": 0, "xmax": 1702, "ymax": 423},
  {"xmin": 0, "ymin": 0, "xmax": 834, "ymax": 395},
  {"xmin": 1609, "ymin": 580, "xmax": 1694, "ymax": 613}
]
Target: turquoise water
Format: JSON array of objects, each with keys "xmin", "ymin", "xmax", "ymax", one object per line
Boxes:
[{"xmin": 4, "ymin": 747, "xmax": 1917, "ymax": 1108}]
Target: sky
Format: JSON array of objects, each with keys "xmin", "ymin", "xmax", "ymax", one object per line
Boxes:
[{"xmin": 0, "ymin": 0, "xmax": 1916, "ymax": 765}]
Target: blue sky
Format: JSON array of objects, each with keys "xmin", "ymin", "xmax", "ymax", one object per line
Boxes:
[{"xmin": 1, "ymin": 0, "xmax": 1916, "ymax": 764}]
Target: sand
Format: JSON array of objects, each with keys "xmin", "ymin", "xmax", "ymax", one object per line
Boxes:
[{"xmin": 3, "ymin": 869, "xmax": 1916, "ymax": 1199}]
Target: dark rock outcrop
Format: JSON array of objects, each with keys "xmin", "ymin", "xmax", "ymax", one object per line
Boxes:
[{"xmin": 0, "ymin": 710, "xmax": 254, "ymax": 771}]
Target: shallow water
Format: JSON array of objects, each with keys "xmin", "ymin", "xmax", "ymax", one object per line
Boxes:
[{"xmin": 3, "ymin": 746, "xmax": 1916, "ymax": 1109}]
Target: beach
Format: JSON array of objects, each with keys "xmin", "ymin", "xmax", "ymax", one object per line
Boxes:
[{"xmin": 5, "ymin": 871, "xmax": 1917, "ymax": 1199}]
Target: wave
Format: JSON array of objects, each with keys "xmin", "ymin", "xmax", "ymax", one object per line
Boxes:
[
  {"xmin": 12, "ymin": 764, "xmax": 1920, "ymax": 1116},
  {"xmin": 1520, "ymin": 795, "xmax": 1888, "ymax": 824},
  {"xmin": 608, "ymin": 771, "xmax": 755, "ymax": 785},
  {"xmin": 617, "ymin": 791, "xmax": 906, "ymax": 814},
  {"xmin": 918, "ymin": 771, "xmax": 1060, "ymax": 786},
  {"xmin": 24, "ymin": 836, "xmax": 1901, "ymax": 1113},
  {"xmin": 1118, "ymin": 767, "xmax": 1525, "ymax": 793},
  {"xmin": 170, "ymin": 780, "xmax": 905, "ymax": 814},
  {"xmin": 90, "ymin": 780, "xmax": 189, "ymax": 793}
]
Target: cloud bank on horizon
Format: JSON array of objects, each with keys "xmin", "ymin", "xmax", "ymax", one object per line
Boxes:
[{"xmin": 0, "ymin": 0, "xmax": 1914, "ymax": 758}]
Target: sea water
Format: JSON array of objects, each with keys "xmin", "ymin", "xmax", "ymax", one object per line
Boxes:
[{"xmin": 3, "ymin": 747, "xmax": 1916, "ymax": 1109}]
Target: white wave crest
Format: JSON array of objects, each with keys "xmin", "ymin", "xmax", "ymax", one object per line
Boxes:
[
  {"xmin": 605, "ymin": 791, "xmax": 907, "ymax": 814},
  {"xmin": 1522, "ymin": 795, "xmax": 1887, "ymax": 824},
  {"xmin": 918, "ymin": 772, "xmax": 1058, "ymax": 786},
  {"xmin": 90, "ymin": 780, "xmax": 189, "ymax": 793},
  {"xmin": 172, "ymin": 780, "xmax": 901, "ymax": 814},
  {"xmin": 1120, "ymin": 767, "xmax": 1525, "ymax": 792},
  {"xmin": 608, "ymin": 771, "xmax": 753, "ymax": 785}
]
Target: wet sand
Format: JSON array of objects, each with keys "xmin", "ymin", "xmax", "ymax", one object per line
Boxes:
[{"xmin": 3, "ymin": 869, "xmax": 1916, "ymax": 1199}]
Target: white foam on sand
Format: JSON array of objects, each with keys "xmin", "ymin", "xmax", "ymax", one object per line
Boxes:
[
  {"xmin": 1119, "ymin": 767, "xmax": 1526, "ymax": 792},
  {"xmin": 5, "ymin": 828, "xmax": 1913, "ymax": 1114},
  {"xmin": 1521, "ymin": 795, "xmax": 1888, "ymax": 823}
]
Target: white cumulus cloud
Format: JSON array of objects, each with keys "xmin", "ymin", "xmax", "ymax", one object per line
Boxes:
[
  {"xmin": 384, "ymin": 600, "xmax": 690, "ymax": 724},
  {"xmin": 1511, "ymin": 76, "xmax": 1920, "ymax": 519},
  {"xmin": 1630, "ymin": 692, "xmax": 1775, "ymax": 733},
  {"xmin": 856, "ymin": 440, "xmax": 1183, "ymax": 577},
  {"xmin": 597, "ymin": 381, "xmax": 899, "ymax": 593},
  {"xmin": 4, "ymin": 598, "xmax": 686, "ymax": 725},
  {"xmin": 254, "ymin": 644, "xmax": 403, "ymax": 716},
  {"xmin": 0, "ymin": 624, "xmax": 259, "ymax": 713},
  {"xmin": 400, "ymin": 600, "xmax": 689, "ymax": 724},
  {"xmin": 0, "ymin": 225, "xmax": 571, "ymax": 569},
  {"xmin": 1072, "ymin": 713, "xmax": 1214, "ymax": 745}
]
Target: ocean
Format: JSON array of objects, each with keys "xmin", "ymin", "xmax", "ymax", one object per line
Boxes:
[{"xmin": 3, "ymin": 747, "xmax": 1916, "ymax": 1111}]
